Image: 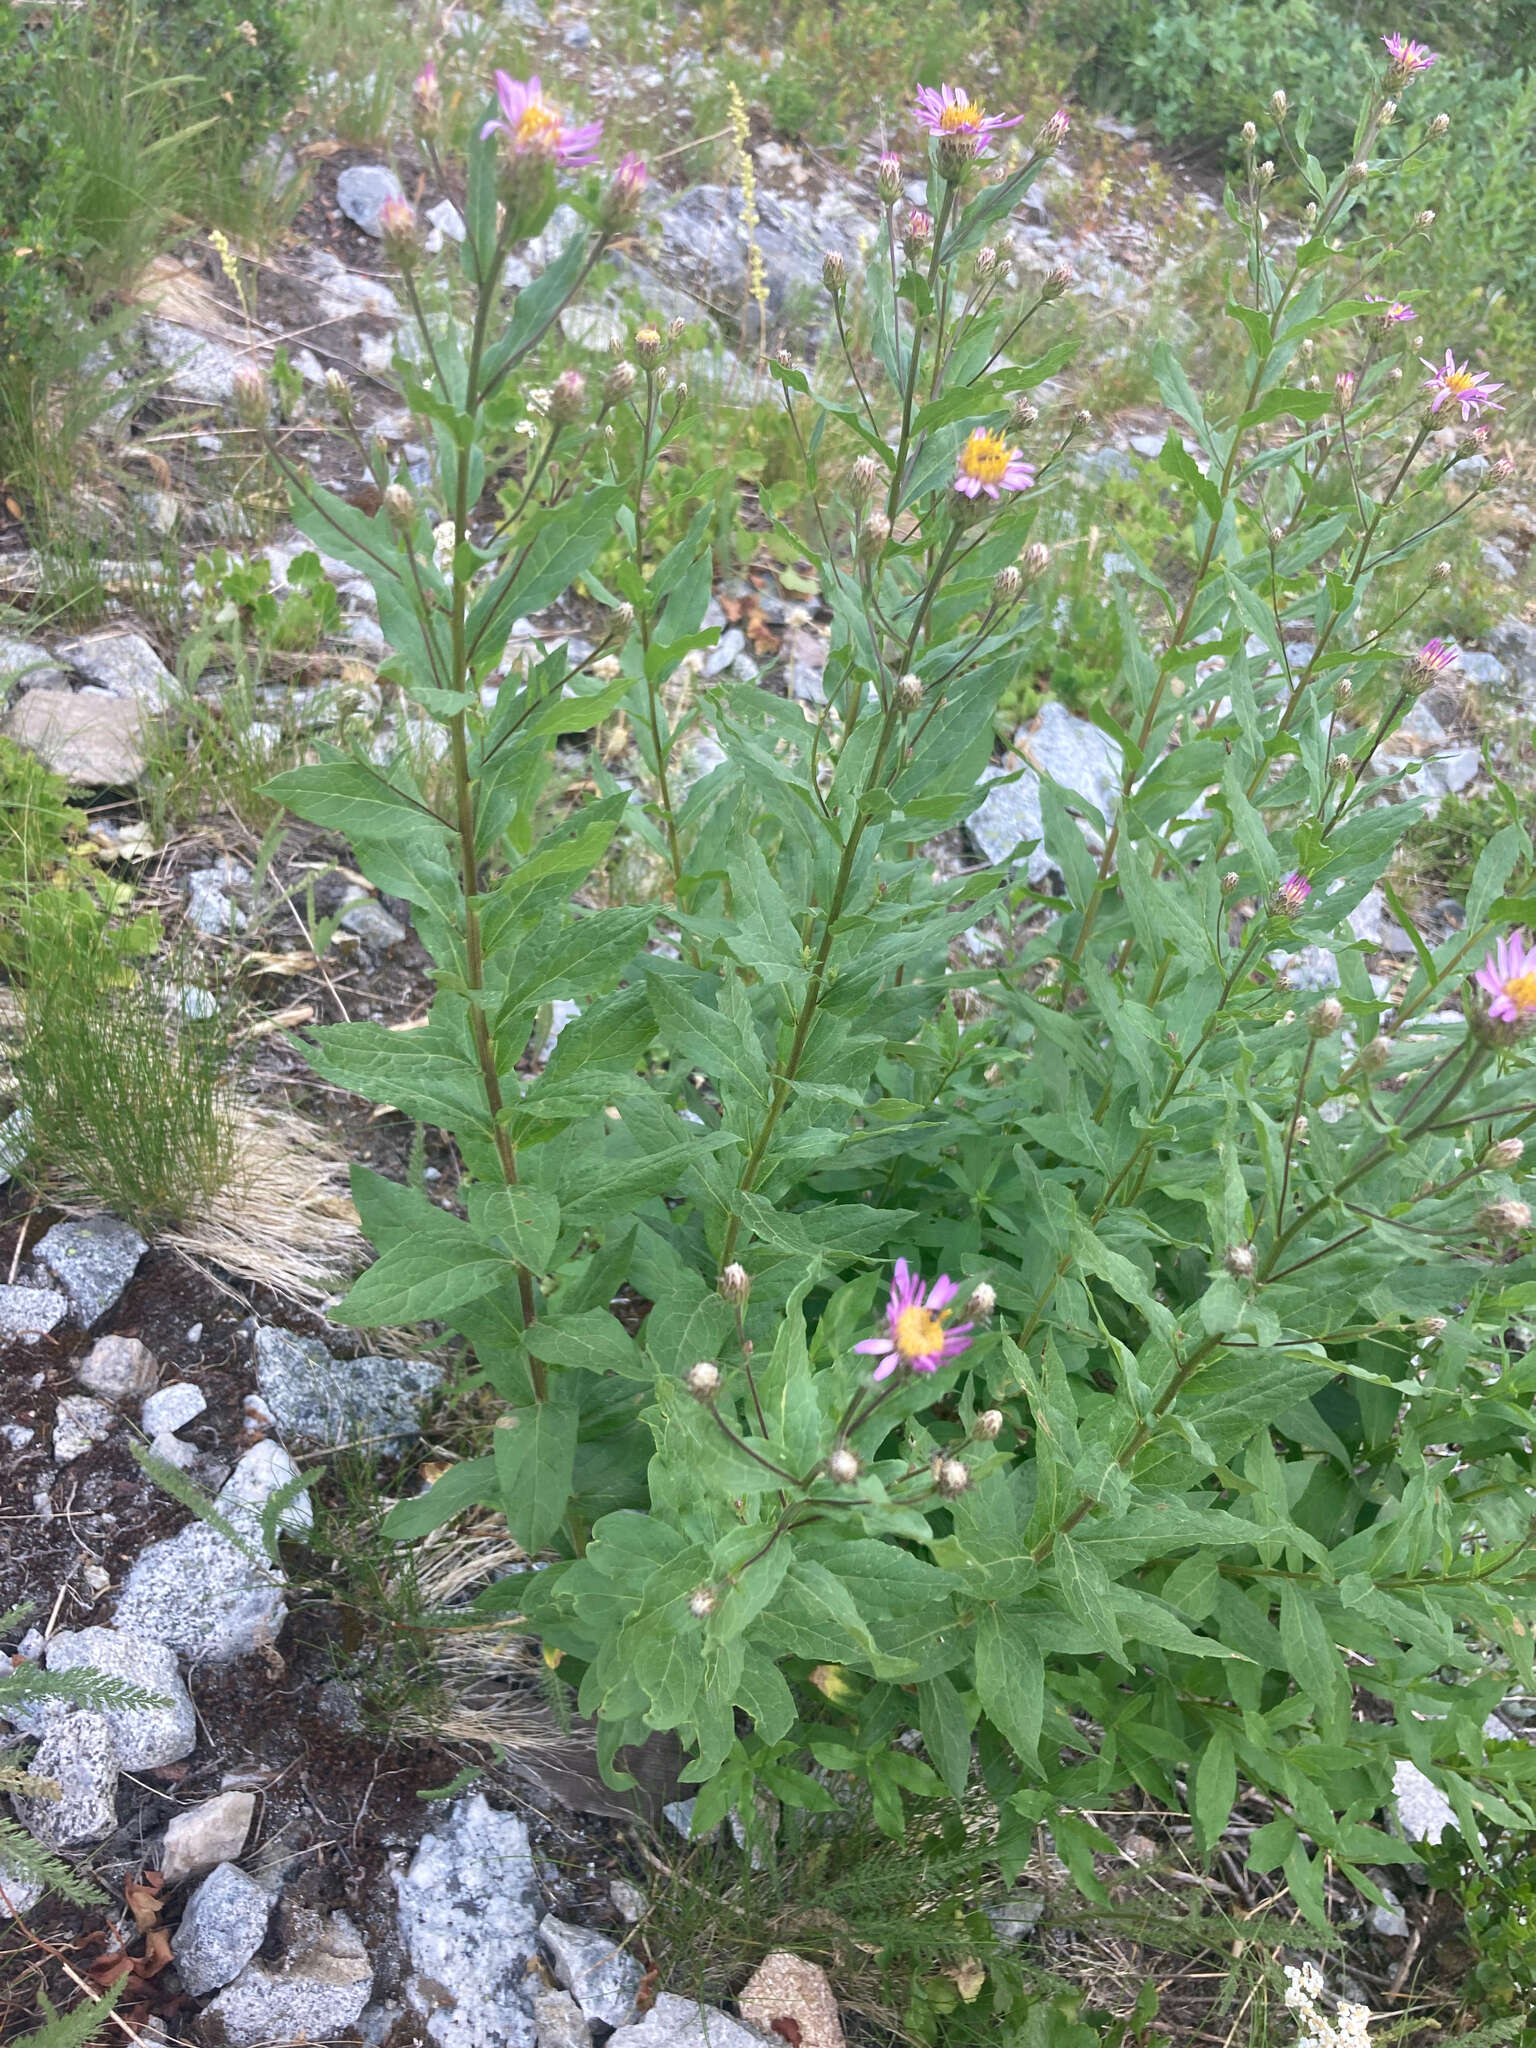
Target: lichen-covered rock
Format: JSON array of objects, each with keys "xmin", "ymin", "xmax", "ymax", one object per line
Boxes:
[
  {"xmin": 396, "ymin": 1794, "xmax": 541, "ymax": 2048},
  {"xmin": 539, "ymin": 1915, "xmax": 641, "ymax": 2028},
  {"xmin": 253, "ymin": 1325, "xmax": 441, "ymax": 1450},
  {"xmin": 44, "ymin": 1627, "xmax": 195, "ymax": 1769},
  {"xmin": 143, "ymin": 1382, "xmax": 208, "ymax": 1436},
  {"xmin": 36, "ymin": 1216, "xmax": 148, "ymax": 1326},
  {"xmin": 174, "ymin": 1862, "xmax": 274, "ymax": 1995},
  {"xmin": 200, "ymin": 1909, "xmax": 372, "ymax": 2045},
  {"xmin": 112, "ymin": 1522, "xmax": 285, "ymax": 1665},
  {"xmin": 607, "ymin": 1994, "xmax": 770, "ymax": 2048},
  {"xmin": 0, "ymin": 1286, "xmax": 69, "ymax": 1341},
  {"xmin": 53, "ymin": 1394, "xmax": 118, "ymax": 1462},
  {"xmin": 12, "ymin": 1709, "xmax": 120, "ymax": 1846}
]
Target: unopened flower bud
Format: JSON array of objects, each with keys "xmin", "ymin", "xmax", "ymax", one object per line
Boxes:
[
  {"xmin": 902, "ymin": 206, "xmax": 934, "ymax": 252},
  {"xmin": 633, "ymin": 325, "xmax": 664, "ymax": 366},
  {"xmin": 1010, "ymin": 396, "xmax": 1039, "ymax": 431},
  {"xmin": 775, "ymin": 348, "xmax": 794, "ymax": 373},
  {"xmin": 1483, "ymin": 1137, "xmax": 1525, "ymax": 1171},
  {"xmin": 324, "ymin": 367, "xmax": 351, "ymax": 409},
  {"xmin": 1489, "ymin": 455, "xmax": 1514, "ymax": 485},
  {"xmin": 413, "ymin": 59, "xmax": 440, "ymax": 122},
  {"xmin": 967, "ymin": 1281, "xmax": 996, "ymax": 1320},
  {"xmin": 895, "ymin": 672, "xmax": 924, "ymax": 712},
  {"xmin": 822, "ymin": 249, "xmax": 846, "ymax": 292},
  {"xmin": 1072, "ymin": 406, "xmax": 1092, "ymax": 431},
  {"xmin": 1329, "ymin": 752, "xmax": 1353, "ymax": 778},
  {"xmin": 877, "ymin": 154, "xmax": 903, "ymax": 204},
  {"xmin": 1346, "ymin": 160, "xmax": 1369, "ymax": 186},
  {"xmin": 1388, "ymin": 364, "xmax": 1403, "ymax": 383},
  {"xmin": 1359, "ymin": 1034, "xmax": 1392, "ymax": 1073},
  {"xmin": 850, "ymin": 453, "xmax": 883, "ymax": 502},
  {"xmin": 1042, "ymin": 263, "xmax": 1073, "ymax": 300},
  {"xmin": 1225, "ymin": 1243, "xmax": 1256, "ymax": 1280},
  {"xmin": 689, "ymin": 1585, "xmax": 718, "ymax": 1618},
  {"xmin": 718, "ymin": 1263, "xmax": 750, "ymax": 1305},
  {"xmin": 859, "ymin": 511, "xmax": 890, "ymax": 563},
  {"xmin": 603, "ymin": 361, "xmax": 637, "ymax": 404},
  {"xmin": 1292, "ymin": 1114, "xmax": 1309, "ymax": 1143},
  {"xmin": 1258, "ymin": 159, "xmax": 1275, "ymax": 185},
  {"xmin": 826, "ymin": 1447, "xmax": 861, "ymax": 1484},
  {"xmin": 1268, "ymin": 524, "xmax": 1286, "ymax": 548},
  {"xmin": 1479, "ymin": 1199, "xmax": 1531, "ymax": 1239},
  {"xmin": 1419, "ymin": 1316, "xmax": 1448, "ymax": 1340},
  {"xmin": 1335, "ymin": 369, "xmax": 1356, "ymax": 413},
  {"xmin": 1221, "ymin": 871, "xmax": 1241, "ymax": 894},
  {"xmin": 1310, "ymin": 997, "xmax": 1344, "ymax": 1037},
  {"xmin": 975, "ymin": 1408, "xmax": 1004, "ymax": 1441},
  {"xmin": 613, "ymin": 601, "xmax": 636, "ymax": 635},
  {"xmin": 383, "ymin": 482, "xmax": 416, "ymax": 527},
  {"xmin": 992, "ymin": 566, "xmax": 1023, "ymax": 606},
  {"xmin": 685, "ymin": 1360, "xmax": 721, "ymax": 1400},
  {"xmin": 1241, "ymin": 121, "xmax": 1257, "ymax": 147},
  {"xmin": 232, "ymin": 365, "xmax": 269, "ymax": 425},
  {"xmin": 601, "ymin": 152, "xmax": 649, "ymax": 229},
  {"xmin": 1335, "ymin": 677, "xmax": 1352, "ymax": 704},
  {"xmin": 1270, "ymin": 89, "xmax": 1288, "ymax": 120},
  {"xmin": 973, "ymin": 245, "xmax": 997, "ymax": 283},
  {"xmin": 1430, "ymin": 559, "xmax": 1452, "ymax": 583},
  {"xmin": 1428, "ymin": 111, "xmax": 1449, "ymax": 137},
  {"xmin": 1416, "ymin": 209, "xmax": 1436, "ymax": 230},
  {"xmin": 1306, "ymin": 372, "xmax": 1322, "ymax": 391},
  {"xmin": 1303, "ymin": 201, "xmax": 1318, "ymax": 224},
  {"xmin": 1019, "ymin": 541, "xmax": 1050, "ymax": 581},
  {"xmin": 549, "ymin": 368, "xmax": 586, "ymax": 424},
  {"xmin": 935, "ymin": 1457, "xmax": 971, "ymax": 1499},
  {"xmin": 1040, "ymin": 107, "xmax": 1070, "ymax": 151},
  {"xmin": 378, "ymin": 195, "xmax": 420, "ymax": 266},
  {"xmin": 1381, "ymin": 98, "xmax": 1398, "ymax": 124}
]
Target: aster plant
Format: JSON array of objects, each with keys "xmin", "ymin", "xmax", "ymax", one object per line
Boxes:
[{"xmin": 264, "ymin": 39, "xmax": 1536, "ymax": 1943}]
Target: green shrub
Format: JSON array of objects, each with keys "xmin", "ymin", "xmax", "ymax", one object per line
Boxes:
[{"xmin": 268, "ymin": 54, "xmax": 1535, "ymax": 1976}]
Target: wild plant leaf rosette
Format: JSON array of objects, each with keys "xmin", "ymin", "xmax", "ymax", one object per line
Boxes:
[{"xmin": 265, "ymin": 47, "xmax": 1536, "ymax": 1911}]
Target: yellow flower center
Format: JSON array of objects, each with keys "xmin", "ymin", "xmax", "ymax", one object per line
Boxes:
[
  {"xmin": 1503, "ymin": 972, "xmax": 1536, "ymax": 1013},
  {"xmin": 515, "ymin": 100, "xmax": 562, "ymax": 150},
  {"xmin": 894, "ymin": 1304, "xmax": 946, "ymax": 1358},
  {"xmin": 959, "ymin": 429, "xmax": 1012, "ymax": 485},
  {"xmin": 939, "ymin": 97, "xmax": 985, "ymax": 132},
  {"xmin": 1442, "ymin": 368, "xmax": 1477, "ymax": 395}
]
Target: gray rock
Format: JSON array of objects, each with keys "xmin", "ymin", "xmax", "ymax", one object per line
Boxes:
[
  {"xmin": 704, "ymin": 627, "xmax": 745, "ymax": 678},
  {"xmin": 53, "ymin": 1394, "xmax": 118, "ymax": 1462},
  {"xmin": 985, "ymin": 1892, "xmax": 1046, "ymax": 1941},
  {"xmin": 534, "ymin": 1991, "xmax": 592, "ymax": 2048},
  {"xmin": 0, "ymin": 1425, "xmax": 34, "ymax": 1450},
  {"xmin": 0, "ymin": 635, "xmax": 69, "ymax": 697},
  {"xmin": 44, "ymin": 1628, "xmax": 194, "ymax": 1770},
  {"xmin": 0, "ymin": 1286, "xmax": 70, "ymax": 1341},
  {"xmin": 502, "ymin": 0, "xmax": 545, "ymax": 22},
  {"xmin": 539, "ymin": 1915, "xmax": 641, "ymax": 2028},
  {"xmin": 1347, "ymin": 887, "xmax": 1387, "ymax": 947},
  {"xmin": 562, "ymin": 18, "xmax": 591, "ymax": 47},
  {"xmin": 77, "ymin": 1334, "xmax": 157, "ymax": 1403},
  {"xmin": 185, "ymin": 858, "xmax": 251, "ymax": 936},
  {"xmin": 339, "ymin": 897, "xmax": 409, "ymax": 952},
  {"xmin": 142, "ymin": 319, "xmax": 258, "ymax": 407},
  {"xmin": 607, "ymin": 1994, "xmax": 769, "ymax": 2048},
  {"xmin": 1391, "ymin": 1757, "xmax": 1457, "ymax": 1845},
  {"xmin": 1455, "ymin": 648, "xmax": 1510, "ymax": 690},
  {"xmin": 218, "ymin": 1437, "xmax": 313, "ymax": 1537},
  {"xmin": 174, "ymin": 1862, "xmax": 274, "ymax": 1995},
  {"xmin": 1023, "ymin": 699, "xmax": 1121, "ymax": 824},
  {"xmin": 148, "ymin": 1430, "xmax": 202, "ymax": 1473},
  {"xmin": 0, "ymin": 1859, "xmax": 44, "ymax": 1921},
  {"xmin": 112, "ymin": 1521, "xmax": 285, "ymax": 1664},
  {"xmin": 426, "ymin": 199, "xmax": 467, "ymax": 244},
  {"xmin": 12, "ymin": 1709, "xmax": 120, "ymax": 1846},
  {"xmin": 967, "ymin": 765, "xmax": 1049, "ymax": 882},
  {"xmin": 202, "ymin": 1909, "xmax": 372, "ymax": 2045},
  {"xmin": 253, "ymin": 1326, "xmax": 442, "ymax": 1450},
  {"xmin": 608, "ymin": 1880, "xmax": 647, "ymax": 1924},
  {"xmin": 653, "ymin": 183, "xmax": 869, "ymax": 327},
  {"xmin": 1481, "ymin": 539, "xmax": 1517, "ymax": 582},
  {"xmin": 395, "ymin": 1793, "xmax": 542, "ymax": 2048},
  {"xmin": 4, "ymin": 688, "xmax": 149, "ymax": 788},
  {"xmin": 1487, "ymin": 617, "xmax": 1536, "ymax": 693},
  {"xmin": 144, "ymin": 1382, "xmax": 207, "ymax": 1436},
  {"xmin": 337, "ymin": 164, "xmax": 406, "ymax": 237},
  {"xmin": 36, "ymin": 1216, "xmax": 148, "ymax": 1326},
  {"xmin": 1368, "ymin": 1891, "xmax": 1409, "ymax": 1939},
  {"xmin": 162, "ymin": 1791, "xmax": 258, "ymax": 1885},
  {"xmin": 783, "ymin": 623, "xmax": 828, "ymax": 704},
  {"xmin": 56, "ymin": 631, "xmax": 177, "ymax": 712},
  {"xmin": 1269, "ymin": 944, "xmax": 1340, "ymax": 992}
]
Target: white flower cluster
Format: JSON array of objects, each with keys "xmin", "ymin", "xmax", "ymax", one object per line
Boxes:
[{"xmin": 1282, "ymin": 1961, "xmax": 1372, "ymax": 2048}]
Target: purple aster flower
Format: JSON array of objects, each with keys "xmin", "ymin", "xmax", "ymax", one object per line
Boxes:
[
  {"xmin": 912, "ymin": 83, "xmax": 1021, "ymax": 158},
  {"xmin": 1410, "ymin": 638, "xmax": 1458, "ymax": 686},
  {"xmin": 481, "ymin": 71, "xmax": 602, "ymax": 165},
  {"xmin": 955, "ymin": 428, "xmax": 1034, "ymax": 500},
  {"xmin": 1273, "ymin": 871, "xmax": 1311, "ymax": 917},
  {"xmin": 1422, "ymin": 349, "xmax": 1504, "ymax": 422},
  {"xmin": 1382, "ymin": 32, "xmax": 1437, "ymax": 75},
  {"xmin": 1364, "ymin": 293, "xmax": 1415, "ymax": 324},
  {"xmin": 601, "ymin": 151, "xmax": 648, "ymax": 228},
  {"xmin": 1476, "ymin": 930, "xmax": 1536, "ymax": 1025},
  {"xmin": 854, "ymin": 1259, "xmax": 974, "ymax": 1381}
]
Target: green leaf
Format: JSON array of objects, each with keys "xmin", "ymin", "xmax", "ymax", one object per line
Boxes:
[
  {"xmin": 918, "ymin": 1674, "xmax": 972, "ymax": 1799},
  {"xmin": 1191, "ymin": 1728, "xmax": 1236, "ymax": 1851},
  {"xmin": 1051, "ymin": 1533, "xmax": 1127, "ymax": 1666},
  {"xmin": 1237, "ymin": 386, "xmax": 1334, "ymax": 429},
  {"xmin": 382, "ymin": 1456, "xmax": 498, "ymax": 1538},
  {"xmin": 466, "ymin": 1185, "xmax": 561, "ymax": 1272},
  {"xmin": 494, "ymin": 1399, "xmax": 578, "ymax": 1553},
  {"xmin": 526, "ymin": 1309, "xmax": 646, "ymax": 1380},
  {"xmin": 266, "ymin": 756, "xmax": 446, "ymax": 847},
  {"xmin": 737, "ymin": 1649, "xmax": 797, "ymax": 1744},
  {"xmin": 974, "ymin": 1604, "xmax": 1044, "ymax": 1766},
  {"xmin": 333, "ymin": 1212, "xmax": 511, "ymax": 1326}
]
